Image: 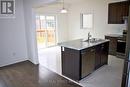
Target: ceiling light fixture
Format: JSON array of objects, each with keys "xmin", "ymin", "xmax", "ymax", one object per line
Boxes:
[{"xmin": 60, "ymin": 0, "xmax": 67, "ymax": 13}]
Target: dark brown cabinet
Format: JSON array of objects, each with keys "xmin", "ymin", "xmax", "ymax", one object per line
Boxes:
[
  {"xmin": 61, "ymin": 42, "xmax": 109, "ymax": 81},
  {"xmin": 105, "ymin": 36, "xmax": 118, "ymax": 56},
  {"xmin": 81, "ymin": 47, "xmax": 95, "ymax": 78},
  {"xmin": 100, "ymin": 43, "xmax": 109, "ymax": 66},
  {"xmin": 105, "ymin": 35, "xmax": 127, "ymax": 58},
  {"xmin": 108, "ymin": 1, "xmax": 129, "ymax": 24},
  {"xmin": 95, "ymin": 45, "xmax": 102, "ymax": 69},
  {"xmin": 95, "ymin": 43, "xmax": 109, "ymax": 70},
  {"xmin": 62, "ymin": 48, "xmax": 80, "ymax": 80}
]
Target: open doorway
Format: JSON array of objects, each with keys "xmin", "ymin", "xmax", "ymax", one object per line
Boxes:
[
  {"xmin": 35, "ymin": 14, "xmax": 61, "ymax": 74},
  {"xmin": 36, "ymin": 15, "xmax": 57, "ymax": 49}
]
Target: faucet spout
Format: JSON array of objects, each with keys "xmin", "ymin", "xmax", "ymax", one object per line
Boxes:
[{"xmin": 88, "ymin": 32, "xmax": 92, "ymax": 41}]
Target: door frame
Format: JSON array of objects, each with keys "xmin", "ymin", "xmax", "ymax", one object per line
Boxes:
[
  {"xmin": 32, "ymin": 10, "xmax": 58, "ymax": 64},
  {"xmin": 36, "ymin": 14, "xmax": 58, "ymax": 48}
]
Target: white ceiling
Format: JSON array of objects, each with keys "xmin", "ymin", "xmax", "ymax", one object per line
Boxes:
[
  {"xmin": 56, "ymin": 0, "xmax": 86, "ymax": 3},
  {"xmin": 35, "ymin": 0, "xmax": 86, "ymax": 8}
]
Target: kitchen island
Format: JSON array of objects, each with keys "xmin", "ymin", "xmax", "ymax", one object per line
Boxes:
[{"xmin": 59, "ymin": 39, "xmax": 109, "ymax": 81}]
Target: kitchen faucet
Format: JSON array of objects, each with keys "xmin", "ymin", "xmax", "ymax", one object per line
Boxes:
[{"xmin": 88, "ymin": 32, "xmax": 92, "ymax": 41}]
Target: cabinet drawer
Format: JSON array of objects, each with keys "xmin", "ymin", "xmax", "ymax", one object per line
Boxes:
[{"xmin": 81, "ymin": 47, "xmax": 95, "ymax": 54}]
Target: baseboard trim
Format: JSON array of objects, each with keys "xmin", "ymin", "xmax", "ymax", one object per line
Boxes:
[
  {"xmin": 0, "ymin": 59, "xmax": 29, "ymax": 68},
  {"xmin": 28, "ymin": 58, "xmax": 39, "ymax": 65}
]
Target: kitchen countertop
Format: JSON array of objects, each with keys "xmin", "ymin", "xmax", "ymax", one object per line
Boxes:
[
  {"xmin": 58, "ymin": 39, "xmax": 109, "ymax": 50},
  {"xmin": 105, "ymin": 34, "xmax": 123, "ymax": 38}
]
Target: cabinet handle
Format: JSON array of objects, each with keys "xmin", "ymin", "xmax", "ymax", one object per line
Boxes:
[
  {"xmin": 101, "ymin": 44, "xmax": 104, "ymax": 47},
  {"xmin": 81, "ymin": 49, "xmax": 95, "ymax": 54},
  {"xmin": 81, "ymin": 52, "xmax": 86, "ymax": 55},
  {"xmin": 101, "ymin": 47, "xmax": 104, "ymax": 49},
  {"xmin": 91, "ymin": 49, "xmax": 95, "ymax": 52},
  {"xmin": 127, "ymin": 62, "xmax": 130, "ymax": 74}
]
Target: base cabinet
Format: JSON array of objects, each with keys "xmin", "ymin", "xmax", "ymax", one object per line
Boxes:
[
  {"xmin": 95, "ymin": 42, "xmax": 109, "ymax": 70},
  {"xmin": 100, "ymin": 43, "xmax": 109, "ymax": 66},
  {"xmin": 105, "ymin": 36, "xmax": 117, "ymax": 56},
  {"xmin": 95, "ymin": 45, "xmax": 102, "ymax": 69},
  {"xmin": 61, "ymin": 42, "xmax": 109, "ymax": 81},
  {"xmin": 81, "ymin": 47, "xmax": 95, "ymax": 78},
  {"xmin": 62, "ymin": 48, "xmax": 80, "ymax": 80}
]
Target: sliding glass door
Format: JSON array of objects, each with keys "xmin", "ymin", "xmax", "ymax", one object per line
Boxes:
[{"xmin": 36, "ymin": 15, "xmax": 57, "ymax": 49}]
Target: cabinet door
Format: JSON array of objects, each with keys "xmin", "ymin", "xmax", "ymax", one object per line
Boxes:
[
  {"xmin": 121, "ymin": 1, "xmax": 129, "ymax": 18},
  {"xmin": 61, "ymin": 47, "xmax": 80, "ymax": 80},
  {"xmin": 95, "ymin": 45, "xmax": 101, "ymax": 70},
  {"xmin": 81, "ymin": 48, "xmax": 95, "ymax": 78},
  {"xmin": 105, "ymin": 36, "xmax": 117, "ymax": 56},
  {"xmin": 101, "ymin": 42, "xmax": 109, "ymax": 66},
  {"xmin": 108, "ymin": 1, "xmax": 129, "ymax": 24},
  {"xmin": 108, "ymin": 3, "xmax": 118, "ymax": 24},
  {"xmin": 116, "ymin": 2, "xmax": 124, "ymax": 24},
  {"xmin": 116, "ymin": 2, "xmax": 129, "ymax": 24}
]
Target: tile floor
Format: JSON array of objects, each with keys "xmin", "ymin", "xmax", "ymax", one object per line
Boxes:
[
  {"xmin": 38, "ymin": 46, "xmax": 62, "ymax": 74},
  {"xmin": 38, "ymin": 46, "xmax": 124, "ymax": 87}
]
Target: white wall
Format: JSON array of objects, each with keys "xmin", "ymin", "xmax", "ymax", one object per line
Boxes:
[
  {"xmin": 0, "ymin": 0, "xmax": 28, "ymax": 67},
  {"xmin": 67, "ymin": 0, "xmax": 127, "ymax": 40},
  {"xmin": 57, "ymin": 14, "xmax": 69, "ymax": 42}
]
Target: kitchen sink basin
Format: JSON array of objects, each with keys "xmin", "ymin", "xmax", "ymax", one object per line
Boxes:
[{"xmin": 83, "ymin": 38, "xmax": 104, "ymax": 43}]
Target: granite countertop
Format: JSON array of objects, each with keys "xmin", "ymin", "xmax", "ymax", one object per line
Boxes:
[{"xmin": 58, "ymin": 39, "xmax": 109, "ymax": 50}]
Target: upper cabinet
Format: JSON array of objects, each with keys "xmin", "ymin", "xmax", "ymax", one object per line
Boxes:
[{"xmin": 108, "ymin": 1, "xmax": 129, "ymax": 24}]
